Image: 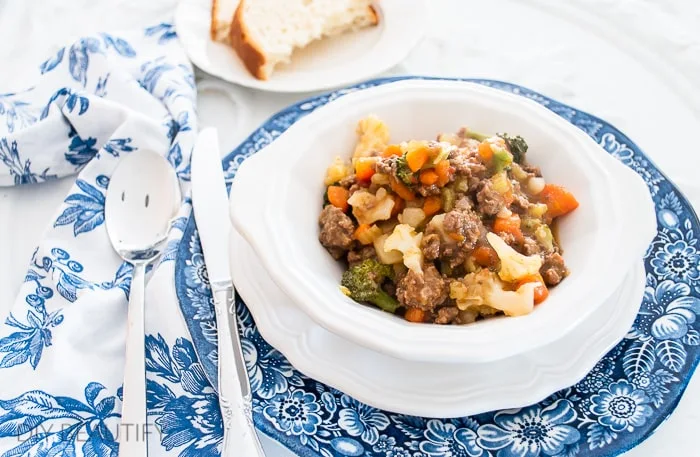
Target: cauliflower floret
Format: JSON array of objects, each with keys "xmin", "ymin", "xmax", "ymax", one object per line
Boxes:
[
  {"xmin": 348, "ymin": 187, "xmax": 395, "ymax": 225},
  {"xmin": 373, "ymin": 234, "xmax": 403, "ymax": 265},
  {"xmin": 353, "ymin": 115, "xmax": 390, "ymax": 160},
  {"xmin": 398, "ymin": 208, "xmax": 426, "ymax": 228},
  {"xmin": 450, "ymin": 279, "xmax": 485, "ymax": 310},
  {"xmin": 324, "ymin": 156, "xmax": 351, "ymax": 186},
  {"xmin": 384, "ymin": 224, "xmax": 424, "ymax": 274},
  {"xmin": 489, "ymin": 282, "xmax": 538, "ymax": 317},
  {"xmin": 450, "ymin": 270, "xmax": 538, "ymax": 317},
  {"xmin": 486, "ymin": 232, "xmax": 543, "ymax": 282}
]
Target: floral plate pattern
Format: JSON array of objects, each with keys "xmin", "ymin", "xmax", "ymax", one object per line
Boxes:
[{"xmin": 174, "ymin": 77, "xmax": 700, "ymax": 457}]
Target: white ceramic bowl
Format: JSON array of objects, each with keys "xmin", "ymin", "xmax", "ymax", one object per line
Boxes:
[{"xmin": 229, "ymin": 79, "xmax": 657, "ymax": 363}]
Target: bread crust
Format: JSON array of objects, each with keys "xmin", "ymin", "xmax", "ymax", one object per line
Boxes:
[
  {"xmin": 229, "ymin": 0, "xmax": 269, "ymax": 80},
  {"xmin": 367, "ymin": 4, "xmax": 379, "ymax": 26},
  {"xmin": 210, "ymin": 0, "xmax": 218, "ymax": 41}
]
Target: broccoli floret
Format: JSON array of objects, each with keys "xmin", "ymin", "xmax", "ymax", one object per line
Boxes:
[
  {"xmin": 394, "ymin": 155, "xmax": 416, "ymax": 186},
  {"xmin": 498, "ymin": 133, "xmax": 528, "ymax": 164},
  {"xmin": 341, "ymin": 259, "xmax": 400, "ymax": 313}
]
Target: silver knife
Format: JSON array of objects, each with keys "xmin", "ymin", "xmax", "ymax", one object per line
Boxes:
[{"xmin": 191, "ymin": 127, "xmax": 266, "ymax": 457}]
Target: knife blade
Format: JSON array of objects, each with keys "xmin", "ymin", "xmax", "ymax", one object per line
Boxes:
[
  {"xmin": 191, "ymin": 127, "xmax": 265, "ymax": 457},
  {"xmin": 191, "ymin": 127, "xmax": 232, "ymax": 286}
]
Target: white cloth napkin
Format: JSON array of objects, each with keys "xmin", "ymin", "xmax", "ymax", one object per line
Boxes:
[{"xmin": 0, "ymin": 24, "xmax": 223, "ymax": 456}]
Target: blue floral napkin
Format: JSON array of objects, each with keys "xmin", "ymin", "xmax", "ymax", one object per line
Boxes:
[{"xmin": 0, "ymin": 24, "xmax": 217, "ymax": 456}]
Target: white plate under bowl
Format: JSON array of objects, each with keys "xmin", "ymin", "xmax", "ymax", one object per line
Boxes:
[
  {"xmin": 230, "ymin": 228, "xmax": 645, "ymax": 418},
  {"xmin": 229, "ymin": 79, "xmax": 657, "ymax": 364},
  {"xmin": 175, "ymin": 0, "xmax": 427, "ymax": 93}
]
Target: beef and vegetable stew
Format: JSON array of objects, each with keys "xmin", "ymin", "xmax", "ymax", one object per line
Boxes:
[{"xmin": 318, "ymin": 115, "xmax": 579, "ymax": 324}]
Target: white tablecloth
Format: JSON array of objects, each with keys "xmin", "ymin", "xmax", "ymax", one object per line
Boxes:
[{"xmin": 1, "ymin": 0, "xmax": 698, "ymax": 455}]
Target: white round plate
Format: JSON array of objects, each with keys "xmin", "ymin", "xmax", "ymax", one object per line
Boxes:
[
  {"xmin": 230, "ymin": 228, "xmax": 646, "ymax": 418},
  {"xmin": 175, "ymin": 0, "xmax": 428, "ymax": 93}
]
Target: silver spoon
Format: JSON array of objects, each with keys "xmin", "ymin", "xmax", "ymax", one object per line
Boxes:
[{"xmin": 105, "ymin": 150, "xmax": 181, "ymax": 456}]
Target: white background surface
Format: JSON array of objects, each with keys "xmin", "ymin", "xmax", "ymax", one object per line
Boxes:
[{"xmin": 0, "ymin": 0, "xmax": 698, "ymax": 455}]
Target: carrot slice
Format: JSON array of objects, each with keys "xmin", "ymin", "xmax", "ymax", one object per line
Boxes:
[
  {"xmin": 390, "ymin": 177, "xmax": 416, "ymax": 201},
  {"xmin": 478, "ymin": 142, "xmax": 494, "ymax": 161},
  {"xmin": 473, "ymin": 245, "xmax": 498, "ymax": 267},
  {"xmin": 406, "ymin": 146, "xmax": 429, "ymax": 172},
  {"xmin": 539, "ymin": 184, "xmax": 579, "ymax": 218},
  {"xmin": 405, "ymin": 307, "xmax": 426, "ymax": 323},
  {"xmin": 493, "ymin": 214, "xmax": 523, "ymax": 242},
  {"xmin": 423, "ymin": 196, "xmax": 442, "ymax": 216},
  {"xmin": 420, "ymin": 169, "xmax": 439, "ymax": 186},
  {"xmin": 434, "ymin": 160, "xmax": 453, "ymax": 187},
  {"xmin": 533, "ymin": 284, "xmax": 549, "ymax": 305},
  {"xmin": 327, "ymin": 186, "xmax": 349, "ymax": 212},
  {"xmin": 382, "ymin": 144, "xmax": 403, "ymax": 158},
  {"xmin": 354, "ymin": 224, "xmax": 370, "ymax": 238},
  {"xmin": 355, "ymin": 157, "xmax": 376, "ymax": 182},
  {"xmin": 517, "ymin": 274, "xmax": 549, "ymax": 305}
]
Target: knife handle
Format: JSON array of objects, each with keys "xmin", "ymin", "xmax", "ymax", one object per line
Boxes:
[{"xmin": 212, "ymin": 284, "xmax": 266, "ymax": 457}]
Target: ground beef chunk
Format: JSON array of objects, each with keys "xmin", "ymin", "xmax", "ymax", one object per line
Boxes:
[
  {"xmin": 443, "ymin": 244, "xmax": 468, "ymax": 268},
  {"xmin": 422, "ymin": 208, "xmax": 485, "ymax": 268},
  {"xmin": 346, "ymin": 246, "xmax": 377, "ymax": 266},
  {"xmin": 511, "ymin": 193, "xmax": 531, "ymax": 214},
  {"xmin": 522, "ymin": 236, "xmax": 541, "ymax": 256},
  {"xmin": 338, "ymin": 174, "xmax": 356, "ymax": 188},
  {"xmin": 476, "ymin": 180, "xmax": 506, "ymax": 216},
  {"xmin": 510, "ymin": 184, "xmax": 531, "ymax": 214},
  {"xmin": 417, "ymin": 184, "xmax": 442, "ymax": 197},
  {"xmin": 319, "ymin": 205, "xmax": 355, "ymax": 259},
  {"xmin": 454, "ymin": 196, "xmax": 473, "ymax": 211},
  {"xmin": 447, "ymin": 146, "xmax": 488, "ymax": 194},
  {"xmin": 375, "ymin": 158, "xmax": 394, "ymax": 176},
  {"xmin": 443, "ymin": 209, "xmax": 481, "ymax": 251},
  {"xmin": 421, "ymin": 233, "xmax": 441, "ymax": 260},
  {"xmin": 540, "ymin": 252, "xmax": 568, "ymax": 286},
  {"xmin": 396, "ymin": 265, "xmax": 448, "ymax": 311},
  {"xmin": 449, "ymin": 148, "xmax": 487, "ymax": 179},
  {"xmin": 498, "ymin": 231, "xmax": 518, "ymax": 247},
  {"xmin": 435, "ymin": 307, "xmax": 459, "ymax": 324}
]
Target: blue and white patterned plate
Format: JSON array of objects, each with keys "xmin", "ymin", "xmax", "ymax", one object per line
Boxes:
[{"xmin": 175, "ymin": 77, "xmax": 700, "ymax": 457}]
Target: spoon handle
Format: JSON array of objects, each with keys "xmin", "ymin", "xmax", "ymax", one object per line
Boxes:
[{"xmin": 119, "ymin": 263, "xmax": 148, "ymax": 456}]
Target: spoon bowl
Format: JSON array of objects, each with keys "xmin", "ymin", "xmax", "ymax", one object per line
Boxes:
[
  {"xmin": 106, "ymin": 151, "xmax": 182, "ymax": 262},
  {"xmin": 105, "ymin": 150, "xmax": 181, "ymax": 455}
]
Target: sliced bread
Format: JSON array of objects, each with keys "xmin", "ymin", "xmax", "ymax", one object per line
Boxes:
[
  {"xmin": 210, "ymin": 0, "xmax": 238, "ymax": 42},
  {"xmin": 229, "ymin": 0, "xmax": 379, "ymax": 80}
]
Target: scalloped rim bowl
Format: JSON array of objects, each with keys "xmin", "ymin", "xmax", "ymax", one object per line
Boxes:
[{"xmin": 229, "ymin": 79, "xmax": 657, "ymax": 363}]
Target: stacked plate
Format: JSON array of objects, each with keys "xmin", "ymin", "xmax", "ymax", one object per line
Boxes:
[{"xmin": 227, "ymin": 79, "xmax": 657, "ymax": 417}]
